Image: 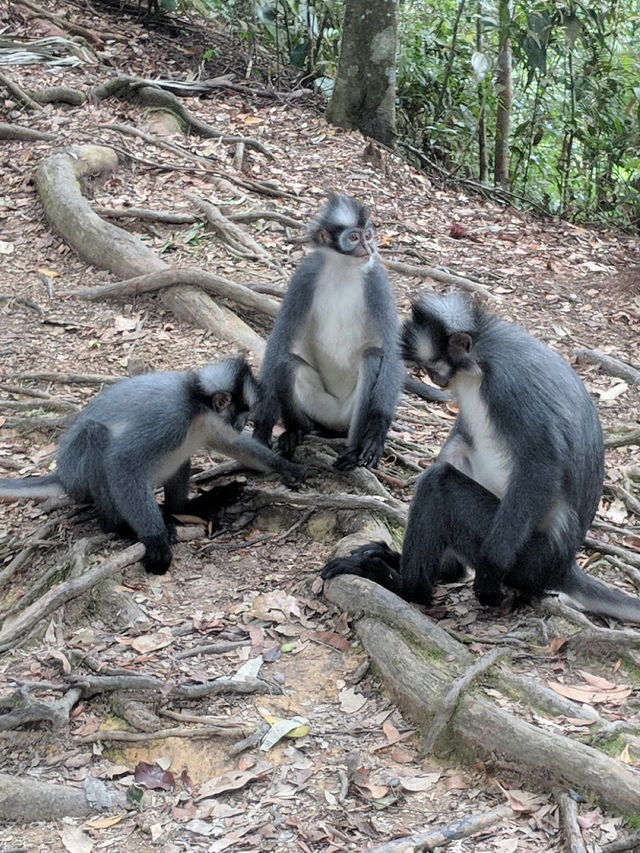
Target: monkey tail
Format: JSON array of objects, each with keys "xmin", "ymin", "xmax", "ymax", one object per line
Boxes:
[
  {"xmin": 0, "ymin": 474, "xmax": 63, "ymax": 501},
  {"xmin": 404, "ymin": 376, "xmax": 448, "ymax": 404},
  {"xmin": 560, "ymin": 563, "xmax": 640, "ymax": 624}
]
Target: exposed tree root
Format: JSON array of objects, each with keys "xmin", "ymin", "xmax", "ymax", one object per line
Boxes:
[
  {"xmin": 0, "ymin": 772, "xmax": 126, "ymax": 822},
  {"xmin": 603, "ymin": 423, "xmax": 640, "ymax": 448},
  {"xmin": 385, "ymin": 258, "xmax": 495, "ymax": 298},
  {"xmin": 555, "ymin": 790, "xmax": 588, "ymax": 853},
  {"xmin": 0, "ymin": 70, "xmax": 44, "ymax": 111},
  {"xmin": 35, "ymin": 144, "xmax": 270, "ymax": 350},
  {"xmin": 0, "ymin": 122, "xmax": 54, "ymax": 141},
  {"xmin": 27, "ymin": 85, "xmax": 87, "ymax": 105},
  {"xmin": 187, "ymin": 193, "xmax": 279, "ymax": 267},
  {"xmin": 323, "ymin": 572, "xmax": 640, "ymax": 813},
  {"xmin": 367, "ymin": 804, "xmax": 516, "ymax": 852},
  {"xmin": 12, "ymin": 0, "xmax": 104, "ymax": 44},
  {"xmin": 573, "ymin": 348, "xmax": 640, "ymax": 385},
  {"xmin": 71, "ymin": 267, "xmax": 279, "ymax": 318},
  {"xmin": 0, "ymin": 528, "xmax": 204, "ymax": 653}
]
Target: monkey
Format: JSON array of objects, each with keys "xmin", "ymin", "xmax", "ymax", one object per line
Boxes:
[
  {"xmin": 0, "ymin": 356, "xmax": 303, "ymax": 575},
  {"xmin": 322, "ymin": 291, "xmax": 640, "ymax": 623},
  {"xmin": 252, "ymin": 193, "xmax": 407, "ymax": 471}
]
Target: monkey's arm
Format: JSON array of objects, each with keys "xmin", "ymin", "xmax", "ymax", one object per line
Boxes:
[
  {"xmin": 475, "ymin": 440, "xmax": 564, "ymax": 604},
  {"xmin": 208, "ymin": 422, "xmax": 304, "ymax": 485},
  {"xmin": 253, "ymin": 256, "xmax": 321, "ymax": 445}
]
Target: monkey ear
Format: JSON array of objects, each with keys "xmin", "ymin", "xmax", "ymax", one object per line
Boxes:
[
  {"xmin": 316, "ymin": 228, "xmax": 332, "ymax": 246},
  {"xmin": 212, "ymin": 391, "xmax": 232, "ymax": 412},
  {"xmin": 447, "ymin": 332, "xmax": 473, "ymax": 359}
]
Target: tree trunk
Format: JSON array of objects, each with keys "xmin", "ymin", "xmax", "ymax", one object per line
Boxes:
[
  {"xmin": 326, "ymin": 0, "xmax": 398, "ymax": 147},
  {"xmin": 493, "ymin": 0, "xmax": 512, "ymax": 189}
]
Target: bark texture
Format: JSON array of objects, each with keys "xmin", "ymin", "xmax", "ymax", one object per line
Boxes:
[{"xmin": 326, "ymin": 0, "xmax": 397, "ymax": 146}]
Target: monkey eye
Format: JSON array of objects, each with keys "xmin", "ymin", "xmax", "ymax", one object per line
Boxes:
[
  {"xmin": 348, "ymin": 231, "xmax": 359, "ymax": 242},
  {"xmin": 364, "ymin": 229, "xmax": 373, "ymax": 240}
]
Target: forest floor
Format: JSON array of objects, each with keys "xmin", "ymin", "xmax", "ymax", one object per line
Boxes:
[{"xmin": 1, "ymin": 2, "xmax": 640, "ymax": 852}]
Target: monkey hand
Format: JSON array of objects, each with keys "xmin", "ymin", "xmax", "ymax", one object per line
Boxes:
[
  {"xmin": 277, "ymin": 429, "xmax": 305, "ymax": 460},
  {"xmin": 141, "ymin": 534, "xmax": 173, "ymax": 574},
  {"xmin": 472, "ymin": 568, "xmax": 504, "ymax": 608}
]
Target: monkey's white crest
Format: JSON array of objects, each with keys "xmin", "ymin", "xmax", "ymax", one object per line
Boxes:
[{"xmin": 418, "ymin": 292, "xmax": 476, "ymax": 334}]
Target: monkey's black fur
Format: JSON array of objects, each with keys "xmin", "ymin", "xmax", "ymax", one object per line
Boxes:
[
  {"xmin": 0, "ymin": 357, "xmax": 303, "ymax": 574},
  {"xmin": 253, "ymin": 194, "xmax": 405, "ymax": 471},
  {"xmin": 323, "ymin": 292, "xmax": 640, "ymax": 623}
]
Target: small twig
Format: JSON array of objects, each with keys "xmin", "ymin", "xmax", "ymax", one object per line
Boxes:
[
  {"xmin": 0, "ymin": 70, "xmax": 44, "ymax": 112},
  {"xmin": 605, "ymin": 483, "xmax": 640, "ymax": 518},
  {"xmin": 419, "ymin": 646, "xmax": 510, "ymax": 757},
  {"xmin": 585, "ymin": 536, "xmax": 640, "ymax": 569},
  {"xmin": 175, "ymin": 640, "xmax": 248, "ymax": 660},
  {"xmin": 75, "ymin": 725, "xmax": 247, "ymax": 744},
  {"xmin": 92, "ymin": 206, "xmax": 198, "ymax": 224},
  {"xmin": 8, "ymin": 372, "xmax": 117, "ymax": 386},
  {"xmin": 199, "ymin": 508, "xmax": 313, "ymax": 553},
  {"xmin": 0, "ymin": 518, "xmax": 60, "ymax": 587},
  {"xmin": 367, "ymin": 804, "xmax": 515, "ymax": 853},
  {"xmin": 554, "ymin": 790, "xmax": 587, "ymax": 853},
  {"xmin": 229, "ymin": 723, "xmax": 269, "ymax": 756},
  {"xmin": 226, "ymin": 209, "xmax": 303, "ymax": 229},
  {"xmin": 0, "ymin": 529, "xmax": 204, "ymax": 653},
  {"xmin": 0, "ymin": 398, "xmax": 79, "ymax": 413},
  {"xmin": 572, "ymin": 348, "xmax": 640, "ymax": 385},
  {"xmin": 248, "ymin": 487, "xmax": 408, "ymax": 526},
  {"xmin": 0, "ymin": 122, "xmax": 54, "ymax": 141},
  {"xmin": 70, "ymin": 672, "xmax": 281, "ymax": 700},
  {"xmin": 159, "ymin": 709, "xmax": 248, "ymax": 727},
  {"xmin": 0, "ymin": 383, "xmax": 53, "ymax": 399},
  {"xmin": 384, "ymin": 258, "xmax": 494, "ymax": 298},
  {"xmin": 601, "ymin": 830, "xmax": 640, "ymax": 852}
]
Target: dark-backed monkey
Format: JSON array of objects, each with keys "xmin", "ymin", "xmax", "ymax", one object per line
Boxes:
[
  {"xmin": 0, "ymin": 357, "xmax": 303, "ymax": 574},
  {"xmin": 323, "ymin": 291, "xmax": 640, "ymax": 623},
  {"xmin": 252, "ymin": 194, "xmax": 406, "ymax": 471}
]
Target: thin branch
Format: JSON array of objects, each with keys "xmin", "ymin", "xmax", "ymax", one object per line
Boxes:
[
  {"xmin": 572, "ymin": 348, "xmax": 640, "ymax": 385},
  {"xmin": 419, "ymin": 646, "xmax": 510, "ymax": 757},
  {"xmin": 367, "ymin": 804, "xmax": 516, "ymax": 853},
  {"xmin": 69, "ymin": 268, "xmax": 280, "ymax": 318},
  {"xmin": 554, "ymin": 790, "xmax": 587, "ymax": 853},
  {"xmin": 384, "ymin": 259, "xmax": 494, "ymax": 298}
]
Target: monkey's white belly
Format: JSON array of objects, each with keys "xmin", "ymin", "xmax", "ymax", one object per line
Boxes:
[
  {"xmin": 291, "ymin": 253, "xmax": 371, "ymax": 430},
  {"xmin": 454, "ymin": 374, "xmax": 512, "ymax": 498}
]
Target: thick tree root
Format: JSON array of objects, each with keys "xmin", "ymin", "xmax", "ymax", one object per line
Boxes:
[{"xmin": 323, "ymin": 573, "xmax": 640, "ymax": 813}]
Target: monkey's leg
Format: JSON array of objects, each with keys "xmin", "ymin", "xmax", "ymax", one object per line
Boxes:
[
  {"xmin": 279, "ymin": 358, "xmax": 332, "ymax": 459},
  {"xmin": 253, "ymin": 358, "xmax": 296, "ymax": 447},
  {"xmin": 338, "ymin": 347, "xmax": 391, "ymax": 471},
  {"xmin": 163, "ymin": 461, "xmax": 191, "ymax": 514},
  {"xmin": 400, "ymin": 463, "xmax": 506, "ymax": 606},
  {"xmin": 106, "ymin": 461, "xmax": 173, "ymax": 574}
]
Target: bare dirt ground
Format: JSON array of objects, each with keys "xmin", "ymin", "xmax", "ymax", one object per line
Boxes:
[{"xmin": 1, "ymin": 2, "xmax": 640, "ymax": 851}]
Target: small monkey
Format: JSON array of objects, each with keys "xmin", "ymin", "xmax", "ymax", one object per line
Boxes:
[{"xmin": 0, "ymin": 356, "xmax": 303, "ymax": 574}]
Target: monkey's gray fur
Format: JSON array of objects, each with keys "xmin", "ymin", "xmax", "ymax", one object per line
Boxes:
[
  {"xmin": 323, "ymin": 291, "xmax": 640, "ymax": 623},
  {"xmin": 253, "ymin": 194, "xmax": 406, "ymax": 470},
  {"xmin": 0, "ymin": 356, "xmax": 303, "ymax": 574}
]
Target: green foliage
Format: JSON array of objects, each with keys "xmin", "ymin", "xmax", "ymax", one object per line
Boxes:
[{"xmin": 395, "ymin": 0, "xmax": 640, "ymax": 229}]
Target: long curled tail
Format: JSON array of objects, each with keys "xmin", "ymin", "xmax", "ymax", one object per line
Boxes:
[
  {"xmin": 560, "ymin": 563, "xmax": 640, "ymax": 624},
  {"xmin": 0, "ymin": 474, "xmax": 63, "ymax": 501}
]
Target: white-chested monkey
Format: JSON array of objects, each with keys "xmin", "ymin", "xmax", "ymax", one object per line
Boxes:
[
  {"xmin": 253, "ymin": 194, "xmax": 406, "ymax": 470},
  {"xmin": 0, "ymin": 357, "xmax": 303, "ymax": 574},
  {"xmin": 323, "ymin": 292, "xmax": 640, "ymax": 623}
]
